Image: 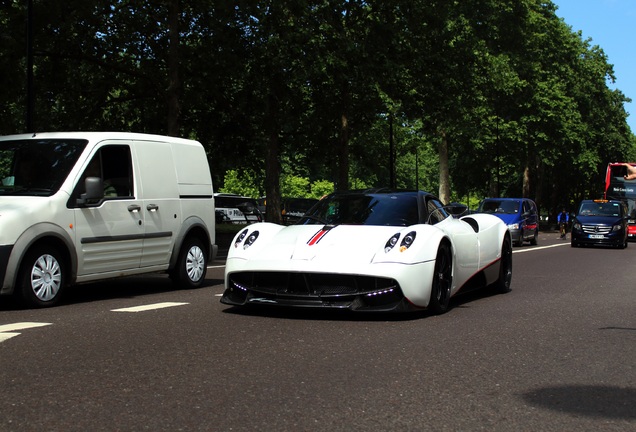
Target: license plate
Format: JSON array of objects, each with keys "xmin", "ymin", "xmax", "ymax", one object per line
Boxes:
[{"xmin": 589, "ymin": 234, "xmax": 605, "ymax": 239}]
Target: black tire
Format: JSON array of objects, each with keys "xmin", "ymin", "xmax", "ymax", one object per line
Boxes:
[
  {"xmin": 428, "ymin": 242, "xmax": 452, "ymax": 315},
  {"xmin": 493, "ymin": 237, "xmax": 512, "ymax": 293},
  {"xmin": 171, "ymin": 236, "xmax": 208, "ymax": 288},
  {"xmin": 18, "ymin": 245, "xmax": 66, "ymax": 308},
  {"xmin": 530, "ymin": 229, "xmax": 538, "ymax": 245}
]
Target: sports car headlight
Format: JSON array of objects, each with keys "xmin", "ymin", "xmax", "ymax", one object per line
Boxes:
[
  {"xmin": 243, "ymin": 231, "xmax": 260, "ymax": 249},
  {"xmin": 384, "ymin": 233, "xmax": 400, "ymax": 253},
  {"xmin": 234, "ymin": 229, "xmax": 249, "ymax": 248},
  {"xmin": 399, "ymin": 231, "xmax": 416, "ymax": 252}
]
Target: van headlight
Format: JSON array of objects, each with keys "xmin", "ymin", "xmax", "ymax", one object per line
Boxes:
[{"xmin": 508, "ymin": 223, "xmax": 519, "ymax": 230}]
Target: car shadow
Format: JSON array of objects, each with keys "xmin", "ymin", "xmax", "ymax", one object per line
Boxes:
[
  {"xmin": 521, "ymin": 384, "xmax": 636, "ymax": 420},
  {"xmin": 220, "ymin": 286, "xmax": 505, "ymax": 322}
]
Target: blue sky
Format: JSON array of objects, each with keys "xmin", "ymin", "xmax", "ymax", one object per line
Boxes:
[{"xmin": 552, "ymin": 0, "xmax": 636, "ymax": 133}]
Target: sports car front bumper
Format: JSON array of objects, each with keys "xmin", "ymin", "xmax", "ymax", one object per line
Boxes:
[{"xmin": 222, "ymin": 270, "xmax": 419, "ymax": 312}]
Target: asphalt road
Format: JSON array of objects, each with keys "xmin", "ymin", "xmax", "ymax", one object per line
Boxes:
[{"xmin": 0, "ymin": 232, "xmax": 634, "ymax": 431}]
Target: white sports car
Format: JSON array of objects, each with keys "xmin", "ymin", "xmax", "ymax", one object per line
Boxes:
[{"xmin": 221, "ymin": 190, "xmax": 512, "ymax": 314}]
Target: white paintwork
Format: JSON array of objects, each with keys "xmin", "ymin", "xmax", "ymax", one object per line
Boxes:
[
  {"xmin": 0, "ymin": 132, "xmax": 215, "ymax": 298},
  {"xmin": 225, "ymin": 212, "xmax": 508, "ymax": 308}
]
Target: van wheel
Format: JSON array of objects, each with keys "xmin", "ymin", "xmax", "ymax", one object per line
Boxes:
[
  {"xmin": 172, "ymin": 237, "xmax": 207, "ymax": 288},
  {"xmin": 18, "ymin": 245, "xmax": 65, "ymax": 308}
]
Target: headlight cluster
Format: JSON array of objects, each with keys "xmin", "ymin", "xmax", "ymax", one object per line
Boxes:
[
  {"xmin": 572, "ymin": 222, "xmax": 581, "ymax": 230},
  {"xmin": 384, "ymin": 231, "xmax": 416, "ymax": 253},
  {"xmin": 234, "ymin": 228, "xmax": 259, "ymax": 249},
  {"xmin": 612, "ymin": 224, "xmax": 623, "ymax": 232},
  {"xmin": 508, "ymin": 223, "xmax": 519, "ymax": 230}
]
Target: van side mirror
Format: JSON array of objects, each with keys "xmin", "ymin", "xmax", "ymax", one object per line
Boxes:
[{"xmin": 77, "ymin": 177, "xmax": 104, "ymax": 206}]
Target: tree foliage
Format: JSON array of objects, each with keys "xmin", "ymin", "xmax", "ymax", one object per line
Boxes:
[{"xmin": 1, "ymin": 0, "xmax": 634, "ymax": 220}]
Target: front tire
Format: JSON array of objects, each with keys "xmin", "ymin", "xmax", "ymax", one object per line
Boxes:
[
  {"xmin": 18, "ymin": 245, "xmax": 66, "ymax": 308},
  {"xmin": 171, "ymin": 236, "xmax": 208, "ymax": 288},
  {"xmin": 493, "ymin": 237, "xmax": 512, "ymax": 293},
  {"xmin": 428, "ymin": 242, "xmax": 452, "ymax": 315}
]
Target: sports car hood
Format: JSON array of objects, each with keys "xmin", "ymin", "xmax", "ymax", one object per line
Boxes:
[{"xmin": 229, "ymin": 223, "xmax": 411, "ymax": 265}]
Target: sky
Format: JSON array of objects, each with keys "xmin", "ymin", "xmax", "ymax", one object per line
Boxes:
[{"xmin": 552, "ymin": 0, "xmax": 636, "ymax": 133}]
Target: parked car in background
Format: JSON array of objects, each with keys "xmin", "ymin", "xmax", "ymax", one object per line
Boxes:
[
  {"xmin": 282, "ymin": 197, "xmax": 319, "ymax": 224},
  {"xmin": 571, "ymin": 199, "xmax": 628, "ymax": 248},
  {"xmin": 256, "ymin": 196, "xmax": 319, "ymax": 224},
  {"xmin": 214, "ymin": 193, "xmax": 262, "ymax": 224},
  {"xmin": 476, "ymin": 197, "xmax": 539, "ymax": 246}
]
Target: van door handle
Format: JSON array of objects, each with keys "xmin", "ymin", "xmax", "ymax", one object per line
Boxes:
[
  {"xmin": 128, "ymin": 205, "xmax": 141, "ymax": 212},
  {"xmin": 147, "ymin": 204, "xmax": 159, "ymax": 212}
]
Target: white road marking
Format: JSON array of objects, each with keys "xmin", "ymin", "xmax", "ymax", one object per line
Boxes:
[
  {"xmin": 0, "ymin": 322, "xmax": 52, "ymax": 344},
  {"xmin": 0, "ymin": 322, "xmax": 53, "ymax": 332},
  {"xmin": 0, "ymin": 332, "xmax": 20, "ymax": 343},
  {"xmin": 111, "ymin": 302, "xmax": 189, "ymax": 312},
  {"xmin": 513, "ymin": 243, "xmax": 569, "ymax": 254}
]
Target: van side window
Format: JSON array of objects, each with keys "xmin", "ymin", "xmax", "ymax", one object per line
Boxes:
[{"xmin": 70, "ymin": 145, "xmax": 133, "ymax": 204}]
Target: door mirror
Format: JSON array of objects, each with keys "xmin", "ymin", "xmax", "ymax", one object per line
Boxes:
[{"xmin": 77, "ymin": 177, "xmax": 104, "ymax": 206}]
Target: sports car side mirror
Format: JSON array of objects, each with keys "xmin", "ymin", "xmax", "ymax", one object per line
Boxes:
[{"xmin": 446, "ymin": 203, "xmax": 469, "ymax": 217}]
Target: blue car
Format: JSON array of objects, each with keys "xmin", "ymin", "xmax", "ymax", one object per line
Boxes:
[
  {"xmin": 571, "ymin": 199, "xmax": 628, "ymax": 248},
  {"xmin": 477, "ymin": 197, "xmax": 539, "ymax": 246}
]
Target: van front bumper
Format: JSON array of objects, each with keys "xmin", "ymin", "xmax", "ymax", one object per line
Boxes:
[{"xmin": 0, "ymin": 245, "xmax": 13, "ymax": 295}]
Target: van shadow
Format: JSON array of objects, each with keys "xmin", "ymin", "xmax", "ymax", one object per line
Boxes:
[
  {"xmin": 521, "ymin": 384, "xmax": 636, "ymax": 420},
  {"xmin": 62, "ymin": 275, "xmax": 223, "ymax": 305},
  {"xmin": 0, "ymin": 275, "xmax": 224, "ymax": 310}
]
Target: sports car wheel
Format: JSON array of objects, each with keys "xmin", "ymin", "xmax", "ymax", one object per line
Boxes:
[
  {"xmin": 428, "ymin": 242, "xmax": 452, "ymax": 315},
  {"xmin": 493, "ymin": 237, "xmax": 512, "ymax": 293}
]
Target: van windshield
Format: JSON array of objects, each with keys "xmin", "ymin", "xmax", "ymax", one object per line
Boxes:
[
  {"xmin": 0, "ymin": 139, "xmax": 88, "ymax": 196},
  {"xmin": 478, "ymin": 200, "xmax": 520, "ymax": 215}
]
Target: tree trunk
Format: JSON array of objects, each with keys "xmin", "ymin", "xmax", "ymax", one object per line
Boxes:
[
  {"xmin": 338, "ymin": 111, "xmax": 349, "ymax": 190},
  {"xmin": 337, "ymin": 81, "xmax": 350, "ymax": 191},
  {"xmin": 265, "ymin": 94, "xmax": 282, "ymax": 224},
  {"xmin": 438, "ymin": 129, "xmax": 451, "ymax": 204},
  {"xmin": 166, "ymin": 0, "xmax": 181, "ymax": 136}
]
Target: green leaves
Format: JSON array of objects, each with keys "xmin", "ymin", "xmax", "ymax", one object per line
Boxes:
[{"xmin": 0, "ymin": 0, "xmax": 633, "ymax": 217}]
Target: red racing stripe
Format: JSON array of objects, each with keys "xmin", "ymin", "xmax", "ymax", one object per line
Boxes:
[{"xmin": 307, "ymin": 229, "xmax": 329, "ymax": 246}]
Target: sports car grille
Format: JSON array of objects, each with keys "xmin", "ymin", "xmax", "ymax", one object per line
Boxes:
[
  {"xmin": 229, "ymin": 271, "xmax": 399, "ymax": 298},
  {"xmin": 581, "ymin": 224, "xmax": 611, "ymax": 234}
]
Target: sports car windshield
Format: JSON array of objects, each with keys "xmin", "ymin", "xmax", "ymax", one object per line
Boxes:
[
  {"xmin": 298, "ymin": 194, "xmax": 420, "ymax": 226},
  {"xmin": 578, "ymin": 202, "xmax": 623, "ymax": 217}
]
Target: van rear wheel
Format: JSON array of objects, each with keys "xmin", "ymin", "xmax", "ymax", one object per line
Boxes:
[
  {"xmin": 172, "ymin": 237, "xmax": 208, "ymax": 288},
  {"xmin": 18, "ymin": 245, "xmax": 65, "ymax": 308}
]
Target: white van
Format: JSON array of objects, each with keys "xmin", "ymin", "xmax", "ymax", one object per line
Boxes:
[{"xmin": 0, "ymin": 132, "xmax": 216, "ymax": 307}]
